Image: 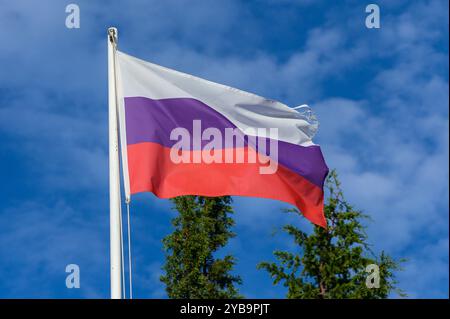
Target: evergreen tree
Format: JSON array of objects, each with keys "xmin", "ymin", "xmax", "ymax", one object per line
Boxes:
[
  {"xmin": 258, "ymin": 170, "xmax": 405, "ymax": 298},
  {"xmin": 161, "ymin": 196, "xmax": 242, "ymax": 298}
]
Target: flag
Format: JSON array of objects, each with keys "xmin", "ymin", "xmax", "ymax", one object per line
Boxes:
[{"xmin": 116, "ymin": 51, "xmax": 329, "ymax": 227}]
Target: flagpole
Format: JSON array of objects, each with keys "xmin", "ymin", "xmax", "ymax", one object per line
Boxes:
[{"xmin": 108, "ymin": 27, "xmax": 123, "ymax": 299}]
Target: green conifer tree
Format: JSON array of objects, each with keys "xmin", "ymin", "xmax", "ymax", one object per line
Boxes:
[
  {"xmin": 161, "ymin": 196, "xmax": 242, "ymax": 298},
  {"xmin": 258, "ymin": 170, "xmax": 405, "ymax": 298}
]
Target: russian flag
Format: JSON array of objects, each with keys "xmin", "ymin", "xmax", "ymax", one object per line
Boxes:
[{"xmin": 115, "ymin": 51, "xmax": 329, "ymax": 227}]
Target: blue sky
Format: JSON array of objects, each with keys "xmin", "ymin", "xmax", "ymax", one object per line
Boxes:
[{"xmin": 0, "ymin": 0, "xmax": 448, "ymax": 298}]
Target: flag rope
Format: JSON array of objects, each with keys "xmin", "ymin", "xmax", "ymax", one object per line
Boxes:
[
  {"xmin": 126, "ymin": 199, "xmax": 133, "ymax": 299},
  {"xmin": 120, "ymin": 207, "xmax": 126, "ymax": 298}
]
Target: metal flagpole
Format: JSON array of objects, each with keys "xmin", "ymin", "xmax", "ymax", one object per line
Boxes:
[{"xmin": 108, "ymin": 27, "xmax": 123, "ymax": 299}]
